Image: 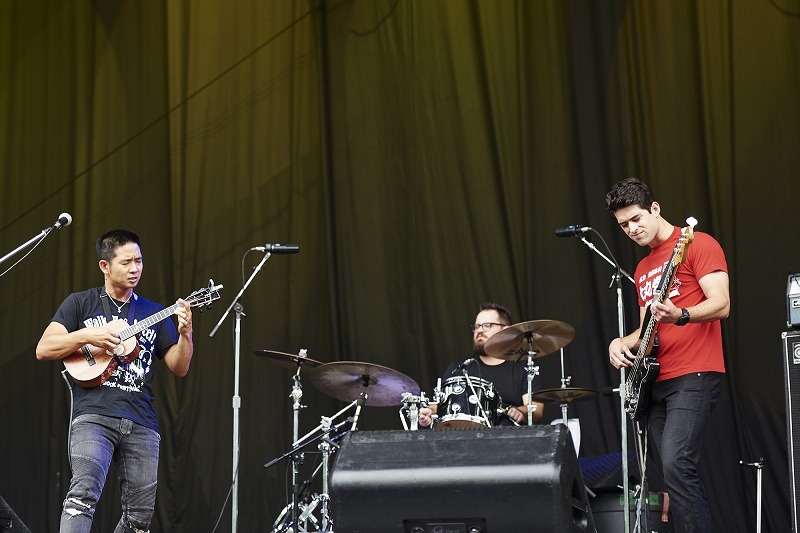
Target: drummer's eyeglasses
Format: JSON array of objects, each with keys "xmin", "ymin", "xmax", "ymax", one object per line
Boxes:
[{"xmin": 471, "ymin": 322, "xmax": 506, "ymax": 332}]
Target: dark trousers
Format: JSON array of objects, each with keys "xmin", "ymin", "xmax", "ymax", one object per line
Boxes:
[{"xmin": 649, "ymin": 372, "xmax": 723, "ymax": 533}]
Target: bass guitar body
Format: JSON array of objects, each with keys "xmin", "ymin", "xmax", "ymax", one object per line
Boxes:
[{"xmin": 624, "ymin": 342, "xmax": 660, "ymax": 421}]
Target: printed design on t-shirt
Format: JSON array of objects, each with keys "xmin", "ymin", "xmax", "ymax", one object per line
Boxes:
[
  {"xmin": 639, "ymin": 265, "xmax": 683, "ymax": 309},
  {"xmin": 81, "ymin": 313, "xmax": 155, "ymax": 393}
]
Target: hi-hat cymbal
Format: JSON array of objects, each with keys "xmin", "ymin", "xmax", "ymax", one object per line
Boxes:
[
  {"xmin": 309, "ymin": 361, "xmax": 421, "ymax": 407},
  {"xmin": 253, "ymin": 350, "xmax": 324, "ymax": 372},
  {"xmin": 531, "ymin": 387, "xmax": 598, "ymax": 404},
  {"xmin": 483, "ymin": 319, "xmax": 575, "ymax": 360}
]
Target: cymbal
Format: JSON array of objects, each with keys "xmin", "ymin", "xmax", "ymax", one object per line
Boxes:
[
  {"xmin": 309, "ymin": 361, "xmax": 421, "ymax": 407},
  {"xmin": 253, "ymin": 350, "xmax": 323, "ymax": 372},
  {"xmin": 483, "ymin": 319, "xmax": 575, "ymax": 360},
  {"xmin": 531, "ymin": 387, "xmax": 597, "ymax": 404}
]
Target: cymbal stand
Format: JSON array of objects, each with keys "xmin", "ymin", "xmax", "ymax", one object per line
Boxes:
[
  {"xmin": 557, "ymin": 348, "xmax": 571, "ymax": 424},
  {"xmin": 522, "ymin": 333, "xmax": 540, "ymax": 426},
  {"xmin": 289, "ymin": 352, "xmax": 308, "ymax": 530},
  {"xmin": 265, "ymin": 399, "xmax": 358, "ymax": 532}
]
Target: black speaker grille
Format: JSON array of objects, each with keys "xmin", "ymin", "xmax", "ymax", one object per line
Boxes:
[
  {"xmin": 330, "ymin": 425, "xmax": 594, "ymax": 533},
  {"xmin": 784, "ymin": 331, "xmax": 800, "ymax": 532}
]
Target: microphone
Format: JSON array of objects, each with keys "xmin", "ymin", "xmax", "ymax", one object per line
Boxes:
[
  {"xmin": 452, "ymin": 358, "xmax": 476, "ymax": 374},
  {"xmin": 54, "ymin": 213, "xmax": 73, "ymax": 229},
  {"xmin": 554, "ymin": 225, "xmax": 591, "ymax": 237},
  {"xmin": 250, "ymin": 243, "xmax": 299, "ymax": 254}
]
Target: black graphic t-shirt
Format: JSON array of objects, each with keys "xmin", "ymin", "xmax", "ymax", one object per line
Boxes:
[{"xmin": 53, "ymin": 287, "xmax": 178, "ymax": 432}]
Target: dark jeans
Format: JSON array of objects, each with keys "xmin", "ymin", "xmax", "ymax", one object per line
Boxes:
[
  {"xmin": 60, "ymin": 414, "xmax": 160, "ymax": 533},
  {"xmin": 649, "ymin": 372, "xmax": 723, "ymax": 533}
]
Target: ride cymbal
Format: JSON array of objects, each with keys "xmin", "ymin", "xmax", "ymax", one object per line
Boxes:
[
  {"xmin": 483, "ymin": 319, "xmax": 575, "ymax": 360},
  {"xmin": 309, "ymin": 361, "xmax": 421, "ymax": 407},
  {"xmin": 531, "ymin": 387, "xmax": 597, "ymax": 404},
  {"xmin": 253, "ymin": 350, "xmax": 324, "ymax": 372}
]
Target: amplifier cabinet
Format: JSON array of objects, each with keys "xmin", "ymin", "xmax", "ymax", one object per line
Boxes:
[{"xmin": 784, "ymin": 330, "xmax": 800, "ymax": 532}]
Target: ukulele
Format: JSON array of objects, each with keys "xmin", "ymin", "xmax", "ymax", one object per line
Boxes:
[{"xmin": 63, "ymin": 280, "xmax": 222, "ymax": 388}]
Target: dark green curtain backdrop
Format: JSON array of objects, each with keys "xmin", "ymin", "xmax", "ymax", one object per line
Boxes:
[{"xmin": 1, "ymin": 1, "xmax": 798, "ymax": 531}]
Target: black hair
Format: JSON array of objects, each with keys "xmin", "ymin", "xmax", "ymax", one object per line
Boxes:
[
  {"xmin": 96, "ymin": 230, "xmax": 141, "ymax": 262},
  {"xmin": 478, "ymin": 302, "xmax": 512, "ymax": 325},
  {"xmin": 605, "ymin": 177, "xmax": 657, "ymax": 213}
]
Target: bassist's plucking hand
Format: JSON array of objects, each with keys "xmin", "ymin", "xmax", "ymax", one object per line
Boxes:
[{"xmin": 609, "ymin": 337, "xmax": 636, "ymax": 369}]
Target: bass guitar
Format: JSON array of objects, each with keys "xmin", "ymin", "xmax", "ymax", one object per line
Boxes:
[
  {"xmin": 624, "ymin": 219, "xmax": 695, "ymax": 421},
  {"xmin": 63, "ymin": 280, "xmax": 223, "ymax": 388}
]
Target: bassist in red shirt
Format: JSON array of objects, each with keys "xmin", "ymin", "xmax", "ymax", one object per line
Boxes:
[{"xmin": 607, "ymin": 178, "xmax": 730, "ymax": 533}]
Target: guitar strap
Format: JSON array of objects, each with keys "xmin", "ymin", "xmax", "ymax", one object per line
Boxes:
[{"xmin": 99, "ymin": 287, "xmax": 137, "ymax": 325}]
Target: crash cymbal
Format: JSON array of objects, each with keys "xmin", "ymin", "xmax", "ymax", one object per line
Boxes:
[
  {"xmin": 253, "ymin": 350, "xmax": 324, "ymax": 372},
  {"xmin": 309, "ymin": 361, "xmax": 421, "ymax": 407},
  {"xmin": 531, "ymin": 387, "xmax": 597, "ymax": 404},
  {"xmin": 483, "ymin": 319, "xmax": 575, "ymax": 360}
]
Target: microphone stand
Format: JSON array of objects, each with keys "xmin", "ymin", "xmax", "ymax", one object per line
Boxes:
[
  {"xmin": 209, "ymin": 250, "xmax": 274, "ymax": 533},
  {"xmin": 740, "ymin": 458, "xmax": 764, "ymax": 533},
  {"xmin": 572, "ymin": 234, "xmax": 639, "ymax": 532},
  {"xmin": 0, "ymin": 222, "xmax": 59, "ymax": 273}
]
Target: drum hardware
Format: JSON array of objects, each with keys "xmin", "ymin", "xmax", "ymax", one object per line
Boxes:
[
  {"xmin": 529, "ymin": 347, "xmax": 598, "ymax": 424},
  {"xmin": 399, "ymin": 392, "xmax": 429, "ymax": 431},
  {"xmin": 255, "ymin": 348, "xmax": 324, "ymax": 531},
  {"xmin": 265, "ymin": 397, "xmax": 360, "ymax": 532},
  {"xmin": 484, "ymin": 319, "xmax": 574, "ymax": 426},
  {"xmin": 269, "ymin": 360, "xmax": 418, "ymax": 532}
]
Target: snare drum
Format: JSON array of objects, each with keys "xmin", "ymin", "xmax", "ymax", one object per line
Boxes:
[{"xmin": 434, "ymin": 375, "xmax": 500, "ymax": 429}]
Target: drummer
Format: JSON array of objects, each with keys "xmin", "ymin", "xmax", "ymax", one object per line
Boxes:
[{"xmin": 418, "ymin": 303, "xmax": 545, "ymax": 428}]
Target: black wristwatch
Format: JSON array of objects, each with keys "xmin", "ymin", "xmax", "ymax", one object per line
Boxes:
[{"xmin": 675, "ymin": 308, "xmax": 691, "ymax": 326}]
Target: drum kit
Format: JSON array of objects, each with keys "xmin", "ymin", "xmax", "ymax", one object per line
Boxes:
[{"xmin": 258, "ymin": 319, "xmax": 598, "ymax": 533}]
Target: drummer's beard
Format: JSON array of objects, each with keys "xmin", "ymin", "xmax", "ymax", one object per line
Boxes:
[{"xmin": 472, "ymin": 339, "xmax": 486, "ymax": 357}]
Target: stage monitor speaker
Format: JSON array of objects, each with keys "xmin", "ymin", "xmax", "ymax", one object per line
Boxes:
[
  {"xmin": 329, "ymin": 425, "xmax": 594, "ymax": 533},
  {"xmin": 784, "ymin": 330, "xmax": 800, "ymax": 532},
  {"xmin": 0, "ymin": 494, "xmax": 30, "ymax": 533}
]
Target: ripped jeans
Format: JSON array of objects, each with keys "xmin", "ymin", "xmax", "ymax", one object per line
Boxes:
[{"xmin": 60, "ymin": 414, "xmax": 160, "ymax": 533}]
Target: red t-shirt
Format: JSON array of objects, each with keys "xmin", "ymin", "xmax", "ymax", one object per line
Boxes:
[{"xmin": 634, "ymin": 226, "xmax": 728, "ymax": 380}]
